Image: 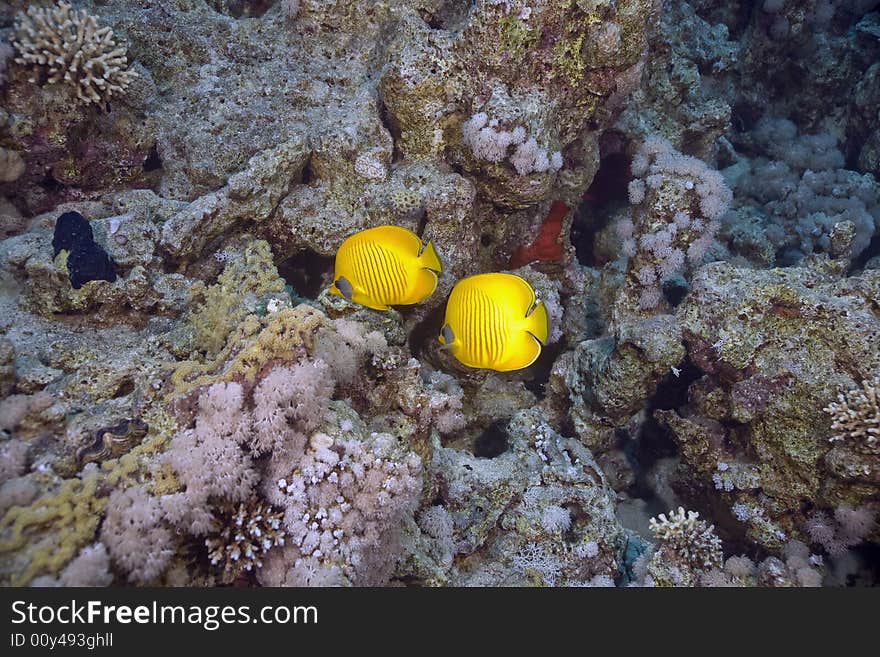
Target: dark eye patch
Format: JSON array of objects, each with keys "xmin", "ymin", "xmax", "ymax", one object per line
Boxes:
[
  {"xmin": 441, "ymin": 324, "xmax": 455, "ymax": 344},
  {"xmin": 335, "ymin": 276, "xmax": 353, "ymax": 300}
]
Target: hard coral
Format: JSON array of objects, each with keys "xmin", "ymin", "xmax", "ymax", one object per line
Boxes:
[
  {"xmin": 824, "ymin": 377, "xmax": 880, "ymax": 454},
  {"xmin": 12, "ymin": 1, "xmax": 138, "ymax": 106},
  {"xmin": 646, "ymin": 507, "xmax": 723, "ymax": 586},
  {"xmin": 205, "ymin": 499, "xmax": 286, "ymax": 582}
]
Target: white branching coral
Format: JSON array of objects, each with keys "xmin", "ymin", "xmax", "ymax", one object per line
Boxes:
[
  {"xmin": 12, "ymin": 1, "xmax": 138, "ymax": 106},
  {"xmin": 824, "ymin": 377, "xmax": 880, "ymax": 453},
  {"xmin": 205, "ymin": 500, "xmax": 286, "ymax": 581},
  {"xmin": 649, "ymin": 507, "xmax": 723, "ymax": 574}
]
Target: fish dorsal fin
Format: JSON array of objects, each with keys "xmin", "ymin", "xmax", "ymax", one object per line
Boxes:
[{"xmin": 368, "ymin": 225, "xmax": 422, "ymax": 256}]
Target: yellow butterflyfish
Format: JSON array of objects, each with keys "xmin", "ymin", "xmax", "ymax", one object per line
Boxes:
[
  {"xmin": 438, "ymin": 272, "xmax": 549, "ymax": 372},
  {"xmin": 329, "ymin": 225, "xmax": 442, "ymax": 310}
]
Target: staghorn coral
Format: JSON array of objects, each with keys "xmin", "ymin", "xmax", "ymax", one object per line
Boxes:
[
  {"xmin": 824, "ymin": 377, "xmax": 880, "ymax": 454},
  {"xmin": 12, "ymin": 1, "xmax": 138, "ymax": 106}
]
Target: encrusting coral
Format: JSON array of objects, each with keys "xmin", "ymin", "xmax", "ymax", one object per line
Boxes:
[{"xmin": 12, "ymin": 1, "xmax": 138, "ymax": 106}]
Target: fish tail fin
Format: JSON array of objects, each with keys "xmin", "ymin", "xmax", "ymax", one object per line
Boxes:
[
  {"xmin": 523, "ymin": 299, "xmax": 549, "ymax": 345},
  {"xmin": 419, "ymin": 240, "xmax": 442, "ymax": 273}
]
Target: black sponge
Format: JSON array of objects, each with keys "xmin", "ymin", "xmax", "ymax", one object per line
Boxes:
[
  {"xmin": 52, "ymin": 211, "xmax": 117, "ymax": 289},
  {"xmin": 52, "ymin": 211, "xmax": 94, "ymax": 257}
]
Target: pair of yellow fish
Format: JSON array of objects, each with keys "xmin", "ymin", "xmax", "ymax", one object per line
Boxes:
[{"xmin": 330, "ymin": 225, "xmax": 548, "ymax": 372}]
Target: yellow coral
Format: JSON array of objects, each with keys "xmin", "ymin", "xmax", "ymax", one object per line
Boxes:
[
  {"xmin": 168, "ymin": 304, "xmax": 328, "ymax": 398},
  {"xmin": 188, "ymin": 240, "xmax": 286, "ymax": 356},
  {"xmin": 0, "ymin": 406, "xmax": 177, "ymax": 585},
  {"xmin": 0, "ymin": 474, "xmax": 105, "ymax": 586}
]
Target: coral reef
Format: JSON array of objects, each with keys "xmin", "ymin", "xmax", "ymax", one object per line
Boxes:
[{"xmin": 0, "ymin": 0, "xmax": 878, "ymax": 588}]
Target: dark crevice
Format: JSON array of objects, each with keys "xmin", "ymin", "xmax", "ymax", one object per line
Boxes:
[
  {"xmin": 418, "ymin": 0, "xmax": 473, "ymax": 31},
  {"xmin": 585, "ymin": 152, "xmax": 631, "ymax": 206},
  {"xmin": 522, "ymin": 339, "xmax": 564, "ymax": 399},
  {"xmin": 206, "ymin": 0, "xmax": 274, "ymax": 19},
  {"xmin": 276, "ymin": 250, "xmax": 334, "ymax": 300},
  {"xmin": 473, "ymin": 420, "xmax": 508, "ymax": 458},
  {"xmin": 408, "ymin": 303, "xmax": 446, "ymax": 360},
  {"xmin": 662, "ymin": 276, "xmax": 690, "ymax": 307},
  {"xmin": 143, "ymin": 143, "xmax": 162, "ymax": 172},
  {"xmin": 561, "ymin": 503, "xmax": 590, "ymax": 545},
  {"xmin": 651, "ymin": 358, "xmax": 704, "ymax": 411},
  {"xmin": 851, "ymin": 231, "xmax": 880, "ymax": 273},
  {"xmin": 39, "ymin": 175, "xmax": 64, "ymax": 194},
  {"xmin": 112, "ymin": 377, "xmax": 135, "ymax": 399},
  {"xmin": 572, "ymin": 151, "xmax": 632, "ymax": 267},
  {"xmin": 624, "ymin": 358, "xmax": 703, "ymax": 500}
]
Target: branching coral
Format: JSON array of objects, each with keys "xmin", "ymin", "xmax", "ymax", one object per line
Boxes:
[
  {"xmin": 205, "ymin": 499, "xmax": 286, "ymax": 581},
  {"xmin": 824, "ymin": 377, "xmax": 880, "ymax": 454},
  {"xmin": 645, "ymin": 507, "xmax": 723, "ymax": 586},
  {"xmin": 12, "ymin": 1, "xmax": 138, "ymax": 106}
]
